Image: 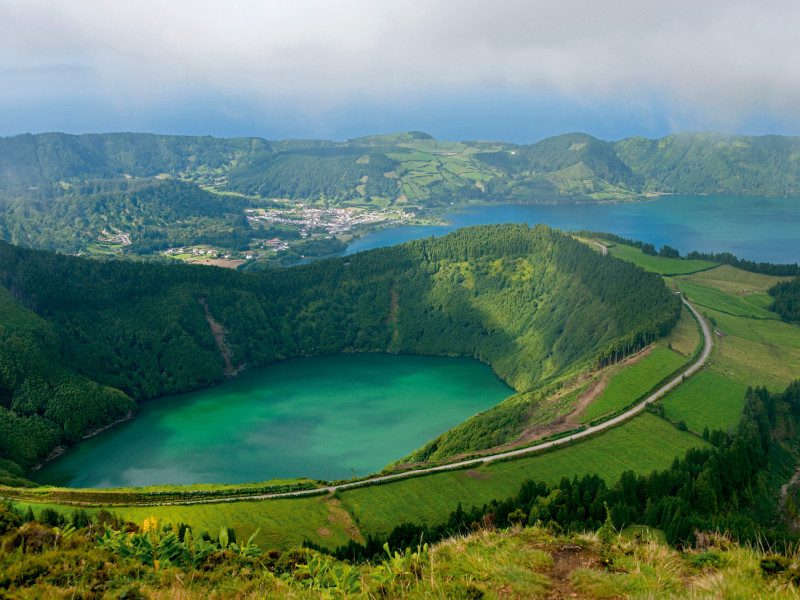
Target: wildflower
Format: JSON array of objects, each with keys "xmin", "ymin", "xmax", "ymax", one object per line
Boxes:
[{"xmin": 142, "ymin": 517, "xmax": 158, "ymax": 534}]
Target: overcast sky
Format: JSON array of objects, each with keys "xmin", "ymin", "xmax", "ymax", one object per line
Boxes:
[{"xmin": 1, "ymin": 0, "xmax": 798, "ymax": 142}]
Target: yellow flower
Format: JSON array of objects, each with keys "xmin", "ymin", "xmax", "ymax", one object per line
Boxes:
[{"xmin": 142, "ymin": 517, "xmax": 158, "ymax": 534}]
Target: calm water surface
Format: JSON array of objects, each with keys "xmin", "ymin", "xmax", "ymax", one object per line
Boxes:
[
  {"xmin": 34, "ymin": 354, "xmax": 513, "ymax": 488},
  {"xmin": 346, "ymin": 195, "xmax": 800, "ymax": 264}
]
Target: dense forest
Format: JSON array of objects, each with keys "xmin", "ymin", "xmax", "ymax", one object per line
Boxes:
[
  {"xmin": 0, "ymin": 133, "xmax": 270, "ymax": 197},
  {"xmin": 769, "ymin": 276, "xmax": 800, "ymax": 322},
  {"xmin": 614, "ymin": 131, "xmax": 800, "ymax": 197},
  {"xmin": 0, "ymin": 179, "xmax": 249, "ymax": 255},
  {"xmin": 0, "ymin": 224, "xmax": 679, "ymax": 478}
]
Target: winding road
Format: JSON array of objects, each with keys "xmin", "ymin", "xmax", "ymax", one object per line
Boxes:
[{"xmin": 161, "ymin": 296, "xmax": 711, "ymax": 506}]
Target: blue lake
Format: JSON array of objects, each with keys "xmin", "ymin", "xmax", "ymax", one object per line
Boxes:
[{"xmin": 345, "ymin": 195, "xmax": 800, "ymax": 264}]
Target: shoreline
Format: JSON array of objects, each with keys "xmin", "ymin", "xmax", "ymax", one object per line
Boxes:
[{"xmin": 30, "ymin": 411, "xmax": 136, "ymax": 473}]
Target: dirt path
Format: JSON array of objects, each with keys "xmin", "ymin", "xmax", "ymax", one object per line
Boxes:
[{"xmin": 594, "ymin": 241, "xmax": 608, "ymax": 256}]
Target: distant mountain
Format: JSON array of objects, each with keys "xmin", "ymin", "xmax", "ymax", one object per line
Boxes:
[
  {"xmin": 614, "ymin": 131, "xmax": 800, "ymax": 197},
  {"xmin": 0, "ymin": 129, "xmax": 799, "ymax": 258}
]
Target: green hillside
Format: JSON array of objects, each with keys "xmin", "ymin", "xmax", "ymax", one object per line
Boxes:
[
  {"xmin": 0, "ymin": 223, "xmax": 680, "ymax": 474},
  {"xmin": 614, "ymin": 131, "xmax": 800, "ymax": 197}
]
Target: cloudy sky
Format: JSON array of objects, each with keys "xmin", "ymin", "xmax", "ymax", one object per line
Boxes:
[{"xmin": 1, "ymin": 0, "xmax": 798, "ymax": 142}]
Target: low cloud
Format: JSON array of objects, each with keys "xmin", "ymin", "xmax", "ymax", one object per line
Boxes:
[{"xmin": 1, "ymin": 0, "xmax": 799, "ymax": 129}]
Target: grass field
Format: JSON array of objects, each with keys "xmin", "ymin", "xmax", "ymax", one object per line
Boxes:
[
  {"xmin": 678, "ymin": 280, "xmax": 779, "ymax": 320},
  {"xmin": 703, "ymin": 306, "xmax": 800, "ymax": 390},
  {"xmin": 658, "ymin": 304, "xmax": 701, "ymax": 357},
  {"xmin": 580, "ymin": 348, "xmax": 687, "ymax": 423},
  {"xmin": 684, "ymin": 264, "xmax": 793, "ymax": 295},
  {"xmin": 661, "ymin": 370, "xmax": 747, "ymax": 434},
  {"xmin": 604, "ymin": 243, "xmax": 718, "ymax": 275},
  {"xmin": 341, "ymin": 413, "xmax": 707, "ymax": 537}
]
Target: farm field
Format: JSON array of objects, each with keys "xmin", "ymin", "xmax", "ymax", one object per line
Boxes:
[
  {"xmin": 660, "ymin": 370, "xmax": 748, "ymax": 434},
  {"xmin": 603, "ymin": 242, "xmax": 718, "ymax": 275},
  {"xmin": 658, "ymin": 304, "xmax": 702, "ymax": 357},
  {"xmin": 341, "ymin": 413, "xmax": 707, "ymax": 538},
  {"xmin": 683, "ymin": 264, "xmax": 793, "ymax": 296},
  {"xmin": 580, "ymin": 348, "xmax": 687, "ymax": 423},
  {"xmin": 703, "ymin": 306, "xmax": 800, "ymax": 390},
  {"xmin": 678, "ymin": 279, "xmax": 779, "ymax": 320}
]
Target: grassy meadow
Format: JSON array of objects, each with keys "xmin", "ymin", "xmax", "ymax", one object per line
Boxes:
[
  {"xmin": 580, "ymin": 348, "xmax": 687, "ymax": 423},
  {"xmin": 603, "ymin": 243, "xmax": 718, "ymax": 275},
  {"xmin": 668, "ymin": 269, "xmax": 800, "ymax": 391},
  {"xmin": 685, "ymin": 264, "xmax": 794, "ymax": 295},
  {"xmin": 679, "ymin": 279, "xmax": 779, "ymax": 320},
  {"xmin": 703, "ymin": 306, "xmax": 800, "ymax": 390},
  {"xmin": 660, "ymin": 370, "xmax": 748, "ymax": 434},
  {"xmin": 659, "ymin": 304, "xmax": 702, "ymax": 357},
  {"xmin": 334, "ymin": 413, "xmax": 707, "ymax": 538}
]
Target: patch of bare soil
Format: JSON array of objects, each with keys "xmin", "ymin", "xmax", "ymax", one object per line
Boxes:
[
  {"xmin": 383, "ymin": 283, "xmax": 399, "ymax": 324},
  {"xmin": 191, "ymin": 259, "xmax": 246, "ymax": 269},
  {"xmin": 316, "ymin": 527, "xmax": 332, "ymax": 538},
  {"xmin": 540, "ymin": 543, "xmax": 601, "ymax": 599},
  {"xmin": 464, "ymin": 470, "xmax": 491, "ymax": 480},
  {"xmin": 199, "ymin": 298, "xmax": 243, "ymax": 377},
  {"xmin": 320, "ymin": 495, "xmax": 363, "ymax": 542}
]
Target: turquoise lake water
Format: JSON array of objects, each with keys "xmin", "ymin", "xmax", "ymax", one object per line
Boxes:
[
  {"xmin": 345, "ymin": 195, "xmax": 800, "ymax": 264},
  {"xmin": 33, "ymin": 354, "xmax": 513, "ymax": 488}
]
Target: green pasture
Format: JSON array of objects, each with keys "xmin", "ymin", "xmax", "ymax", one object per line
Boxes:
[
  {"xmin": 658, "ymin": 304, "xmax": 701, "ymax": 358},
  {"xmin": 604, "ymin": 243, "xmax": 718, "ymax": 275},
  {"xmin": 580, "ymin": 348, "xmax": 687, "ymax": 423},
  {"xmin": 342, "ymin": 413, "xmax": 706, "ymax": 538},
  {"xmin": 686, "ymin": 264, "xmax": 793, "ymax": 295},
  {"xmin": 117, "ymin": 495, "xmax": 351, "ymax": 550},
  {"xmin": 621, "ymin": 525, "xmax": 667, "ymax": 544},
  {"xmin": 704, "ymin": 306, "xmax": 800, "ymax": 390},
  {"xmin": 678, "ymin": 280, "xmax": 778, "ymax": 320},
  {"xmin": 661, "ymin": 370, "xmax": 747, "ymax": 434}
]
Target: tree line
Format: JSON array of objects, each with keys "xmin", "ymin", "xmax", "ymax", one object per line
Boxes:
[{"xmin": 572, "ymin": 229, "xmax": 800, "ymax": 277}]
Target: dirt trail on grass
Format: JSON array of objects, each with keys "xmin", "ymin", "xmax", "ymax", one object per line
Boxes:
[{"xmin": 489, "ymin": 345, "xmax": 655, "ymax": 451}]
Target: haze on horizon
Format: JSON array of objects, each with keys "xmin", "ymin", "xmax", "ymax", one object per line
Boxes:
[{"xmin": 1, "ymin": 0, "xmax": 798, "ymax": 143}]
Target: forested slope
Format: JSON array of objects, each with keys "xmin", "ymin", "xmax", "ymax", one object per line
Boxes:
[
  {"xmin": 0, "ymin": 133, "xmax": 270, "ymax": 197},
  {"xmin": 769, "ymin": 276, "xmax": 800, "ymax": 322},
  {"xmin": 0, "ymin": 224, "xmax": 679, "ymax": 473},
  {"xmin": 614, "ymin": 131, "xmax": 800, "ymax": 197}
]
